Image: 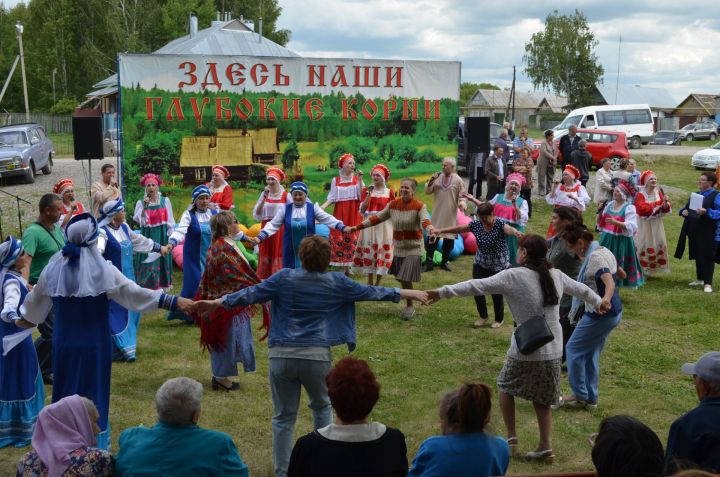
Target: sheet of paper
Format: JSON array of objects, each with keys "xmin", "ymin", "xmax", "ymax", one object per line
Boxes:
[
  {"xmin": 2, "ymin": 328, "xmax": 33, "ymax": 356},
  {"xmin": 143, "ymin": 252, "xmax": 161, "ymax": 264},
  {"xmin": 689, "ymin": 192, "xmax": 704, "ymax": 211}
]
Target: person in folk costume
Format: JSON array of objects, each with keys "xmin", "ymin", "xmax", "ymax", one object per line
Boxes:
[
  {"xmin": 207, "ymin": 165, "xmax": 234, "ymax": 211},
  {"xmin": 545, "ymin": 164, "xmax": 591, "ymax": 238},
  {"xmin": 352, "ymin": 163, "xmax": 395, "ymax": 285},
  {"xmin": 634, "ymin": 170, "xmax": 672, "ymax": 275},
  {"xmin": 193, "ymin": 211, "xmax": 271, "ymax": 392},
  {"xmin": 0, "ymin": 237, "xmax": 44, "ymax": 448},
  {"xmin": 321, "ymin": 153, "xmax": 364, "ymax": 275},
  {"xmin": 14, "ymin": 213, "xmax": 192, "ymax": 450},
  {"xmin": 96, "ymin": 199, "xmax": 172, "ymax": 361},
  {"xmin": 253, "ymin": 167, "xmax": 292, "ymax": 279},
  {"xmin": 166, "ymin": 185, "xmax": 219, "ymax": 322},
  {"xmin": 252, "ymin": 182, "xmax": 348, "ymax": 269},
  {"xmin": 597, "ymin": 180, "xmax": 645, "ymax": 288},
  {"xmin": 132, "ymin": 173, "xmax": 175, "ymax": 290},
  {"xmin": 488, "ymin": 172, "xmax": 530, "ymax": 267},
  {"xmin": 53, "ymin": 178, "xmax": 85, "ymax": 230}
]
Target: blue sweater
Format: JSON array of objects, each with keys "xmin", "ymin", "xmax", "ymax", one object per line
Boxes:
[{"xmin": 408, "ymin": 432, "xmax": 510, "ymax": 477}]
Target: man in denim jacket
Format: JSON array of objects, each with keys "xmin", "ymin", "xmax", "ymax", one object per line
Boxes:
[{"xmin": 193, "ymin": 235, "xmax": 428, "ymax": 477}]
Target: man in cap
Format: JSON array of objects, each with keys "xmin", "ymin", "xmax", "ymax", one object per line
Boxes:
[{"xmin": 665, "ymin": 351, "xmax": 720, "ymax": 473}]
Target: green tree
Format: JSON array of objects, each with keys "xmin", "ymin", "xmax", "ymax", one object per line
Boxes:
[
  {"xmin": 281, "ymin": 139, "xmax": 300, "ymax": 170},
  {"xmin": 460, "ymin": 82, "xmax": 499, "ymax": 106},
  {"xmin": 522, "ymin": 9, "xmax": 604, "ymax": 110}
]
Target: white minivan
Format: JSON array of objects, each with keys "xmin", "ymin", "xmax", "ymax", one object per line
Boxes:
[{"xmin": 554, "ymin": 104, "xmax": 654, "ymax": 149}]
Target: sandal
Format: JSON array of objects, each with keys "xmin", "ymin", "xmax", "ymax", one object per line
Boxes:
[
  {"xmin": 473, "ymin": 318, "xmax": 488, "ymax": 328},
  {"xmin": 490, "ymin": 321, "xmax": 503, "ymax": 329},
  {"xmin": 506, "ymin": 437, "xmax": 519, "ymax": 457},
  {"xmin": 212, "ymin": 377, "xmax": 239, "ymax": 391}
]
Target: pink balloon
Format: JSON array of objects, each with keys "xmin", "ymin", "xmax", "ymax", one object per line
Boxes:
[
  {"xmin": 172, "ymin": 244, "xmax": 184, "ymax": 269},
  {"xmin": 463, "ymin": 233, "xmax": 477, "ymax": 254},
  {"xmin": 456, "ymin": 209, "xmax": 471, "ymax": 226}
]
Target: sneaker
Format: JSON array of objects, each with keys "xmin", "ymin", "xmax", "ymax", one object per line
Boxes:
[
  {"xmin": 490, "ymin": 321, "xmax": 503, "ymax": 329},
  {"xmin": 689, "ymin": 280, "xmax": 705, "ymax": 286},
  {"xmin": 473, "ymin": 318, "xmax": 488, "ymax": 328},
  {"xmin": 704, "ymin": 285, "xmax": 713, "ymax": 293},
  {"xmin": 401, "ymin": 306, "xmax": 416, "ymax": 320}
]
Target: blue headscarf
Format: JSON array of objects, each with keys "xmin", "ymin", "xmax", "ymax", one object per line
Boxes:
[
  {"xmin": 0, "ymin": 236, "xmax": 23, "ymax": 289},
  {"xmin": 192, "ymin": 185, "xmax": 211, "ymax": 203},
  {"xmin": 290, "ymin": 182, "xmax": 308, "ymax": 195},
  {"xmin": 97, "ymin": 198, "xmax": 125, "ymax": 228},
  {"xmin": 62, "ymin": 213, "xmax": 99, "ymax": 266}
]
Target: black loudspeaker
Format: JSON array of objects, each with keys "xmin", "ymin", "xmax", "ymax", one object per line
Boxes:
[
  {"xmin": 465, "ymin": 117, "xmax": 490, "ymax": 155},
  {"xmin": 72, "ymin": 112, "xmax": 104, "ymax": 160}
]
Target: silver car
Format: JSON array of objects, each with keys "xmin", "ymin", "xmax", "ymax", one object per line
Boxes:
[
  {"xmin": 0, "ymin": 124, "xmax": 54, "ymax": 184},
  {"xmin": 677, "ymin": 122, "xmax": 718, "ymax": 141}
]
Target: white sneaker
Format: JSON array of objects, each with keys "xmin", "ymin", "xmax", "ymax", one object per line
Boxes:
[
  {"xmin": 704, "ymin": 285, "xmax": 713, "ymax": 293},
  {"xmin": 689, "ymin": 280, "xmax": 705, "ymax": 286}
]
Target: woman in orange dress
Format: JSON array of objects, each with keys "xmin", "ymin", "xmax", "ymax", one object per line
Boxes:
[{"xmin": 207, "ymin": 165, "xmax": 234, "ymax": 210}]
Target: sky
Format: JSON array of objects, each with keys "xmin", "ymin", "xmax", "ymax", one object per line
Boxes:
[
  {"xmin": 4, "ymin": 0, "xmax": 719, "ymax": 103},
  {"xmin": 275, "ymin": 0, "xmax": 720, "ymax": 103}
]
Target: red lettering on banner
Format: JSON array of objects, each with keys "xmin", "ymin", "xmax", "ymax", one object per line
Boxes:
[
  {"xmin": 178, "ymin": 62, "xmax": 197, "ymax": 88},
  {"xmin": 382, "ymin": 99, "xmax": 398, "ymax": 120},
  {"xmin": 235, "ymin": 98, "xmax": 254, "ymax": 120},
  {"xmin": 215, "ymin": 98, "xmax": 232, "ymax": 121},
  {"xmin": 307, "ymin": 65, "xmax": 326, "ymax": 87},
  {"xmin": 201, "ymin": 64, "xmax": 222, "ymax": 90},
  {"xmin": 342, "ymin": 99, "xmax": 358, "ymax": 120},
  {"xmin": 250, "ymin": 64, "xmax": 269, "ymax": 86},
  {"xmin": 189, "ymin": 97, "xmax": 210, "ymax": 128},
  {"xmin": 258, "ymin": 98, "xmax": 277, "ymax": 120},
  {"xmin": 305, "ymin": 98, "xmax": 324, "ymax": 120},
  {"xmin": 353, "ymin": 66, "xmax": 380, "ymax": 87},
  {"xmin": 362, "ymin": 99, "xmax": 378, "ymax": 120},
  {"xmin": 145, "ymin": 97, "xmax": 162, "ymax": 120},
  {"xmin": 424, "ymin": 100, "xmax": 440, "ymax": 120},
  {"xmin": 166, "ymin": 98, "xmax": 185, "ymax": 121},
  {"xmin": 225, "ymin": 63, "xmax": 246, "ymax": 86},
  {"xmin": 386, "ymin": 67, "xmax": 402, "ymax": 87},
  {"xmin": 282, "ymin": 98, "xmax": 300, "ymax": 120},
  {"xmin": 402, "ymin": 99, "xmax": 419, "ymax": 120},
  {"xmin": 273, "ymin": 64, "xmax": 289, "ymax": 86},
  {"xmin": 331, "ymin": 66, "xmax": 348, "ymax": 87}
]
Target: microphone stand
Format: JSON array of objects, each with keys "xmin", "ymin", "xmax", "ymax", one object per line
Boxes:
[{"xmin": 0, "ymin": 188, "xmax": 32, "ymax": 235}]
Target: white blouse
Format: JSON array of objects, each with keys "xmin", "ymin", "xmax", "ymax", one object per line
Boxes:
[
  {"xmin": 132, "ymin": 194, "xmax": 175, "ymax": 233},
  {"xmin": 97, "ymin": 225, "xmax": 157, "ymax": 255},
  {"xmin": 326, "ymin": 175, "xmax": 362, "ymax": 203},
  {"xmin": 169, "ymin": 209, "xmax": 215, "ymax": 245},
  {"xmin": 259, "ymin": 202, "xmax": 343, "ymax": 240},
  {"xmin": 1, "ymin": 272, "xmax": 26, "ymax": 323},
  {"xmin": 253, "ymin": 188, "xmax": 292, "ymax": 222},
  {"xmin": 546, "ymin": 182, "xmax": 591, "ymax": 212}
]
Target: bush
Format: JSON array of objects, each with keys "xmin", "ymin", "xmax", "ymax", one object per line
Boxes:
[
  {"xmin": 49, "ymin": 99, "xmax": 78, "ymax": 115},
  {"xmin": 327, "ymin": 136, "xmax": 377, "ymax": 168},
  {"xmin": 282, "ymin": 139, "xmax": 300, "ymax": 170},
  {"xmin": 134, "ymin": 130, "xmax": 183, "ymax": 177},
  {"xmin": 416, "ymin": 148, "xmax": 440, "ymax": 163}
]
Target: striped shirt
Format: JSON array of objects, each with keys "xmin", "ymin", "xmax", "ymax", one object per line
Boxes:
[{"xmin": 358, "ymin": 198, "xmax": 432, "ymax": 257}]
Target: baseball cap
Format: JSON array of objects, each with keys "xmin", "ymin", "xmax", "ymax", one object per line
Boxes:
[{"xmin": 682, "ymin": 352, "xmax": 720, "ymax": 384}]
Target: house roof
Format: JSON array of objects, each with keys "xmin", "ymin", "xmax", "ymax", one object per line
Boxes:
[
  {"xmin": 466, "ymin": 89, "xmax": 568, "ymax": 112},
  {"xmin": 672, "ymin": 93, "xmax": 719, "ymax": 116},
  {"xmin": 249, "ymin": 128, "xmax": 279, "ymax": 155},
  {"xmin": 594, "ymin": 84, "xmax": 677, "ymax": 110}
]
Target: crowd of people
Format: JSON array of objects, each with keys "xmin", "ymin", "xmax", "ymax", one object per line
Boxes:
[{"xmin": 0, "ymin": 144, "xmax": 718, "ymax": 476}]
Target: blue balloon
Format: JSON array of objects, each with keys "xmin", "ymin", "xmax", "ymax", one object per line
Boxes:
[
  {"xmin": 315, "ymin": 223, "xmax": 330, "ymax": 238},
  {"xmin": 449, "ymin": 236, "xmax": 465, "ymax": 259}
]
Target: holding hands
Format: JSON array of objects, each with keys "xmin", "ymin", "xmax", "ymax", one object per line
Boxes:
[{"xmin": 343, "ymin": 226, "xmax": 357, "ymax": 235}]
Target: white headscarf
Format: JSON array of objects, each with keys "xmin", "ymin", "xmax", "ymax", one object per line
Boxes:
[
  {"xmin": 41, "ymin": 213, "xmax": 120, "ymax": 297},
  {"xmin": 0, "ymin": 236, "xmax": 23, "ymax": 300}
]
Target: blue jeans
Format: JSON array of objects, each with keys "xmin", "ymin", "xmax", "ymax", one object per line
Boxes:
[
  {"xmin": 269, "ymin": 357, "xmax": 332, "ymax": 477},
  {"xmin": 565, "ymin": 312, "xmax": 622, "ymax": 403}
]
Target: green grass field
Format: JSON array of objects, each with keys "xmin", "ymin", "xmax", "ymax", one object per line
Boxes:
[{"xmin": 0, "ymin": 153, "xmax": 715, "ymax": 476}]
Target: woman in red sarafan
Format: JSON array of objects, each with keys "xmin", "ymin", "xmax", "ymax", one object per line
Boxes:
[
  {"xmin": 634, "ymin": 170, "xmax": 671, "ymax": 275},
  {"xmin": 193, "ymin": 211, "xmax": 269, "ymax": 392},
  {"xmin": 322, "ymin": 153, "xmax": 364, "ymax": 274},
  {"xmin": 253, "ymin": 167, "xmax": 291, "ymax": 279}
]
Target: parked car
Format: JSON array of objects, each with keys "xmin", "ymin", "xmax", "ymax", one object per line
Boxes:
[
  {"xmin": 677, "ymin": 122, "xmax": 718, "ymax": 141},
  {"xmin": 457, "ymin": 118, "xmax": 501, "ymax": 175},
  {"xmin": 650, "ymin": 130, "xmax": 682, "ymax": 146},
  {"xmin": 103, "ymin": 128, "xmax": 118, "ymax": 157},
  {"xmin": 555, "ymin": 129, "xmax": 630, "ymax": 170},
  {"xmin": 691, "ymin": 141, "xmax": 720, "ymax": 170},
  {"xmin": 0, "ymin": 123, "xmax": 54, "ymax": 184}
]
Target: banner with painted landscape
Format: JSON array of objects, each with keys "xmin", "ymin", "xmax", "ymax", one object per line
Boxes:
[{"xmin": 118, "ymin": 53, "xmax": 461, "ymax": 224}]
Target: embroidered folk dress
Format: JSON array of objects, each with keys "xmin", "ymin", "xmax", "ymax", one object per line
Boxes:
[
  {"xmin": 253, "ymin": 188, "xmax": 291, "ymax": 279},
  {"xmin": 598, "ymin": 200, "xmax": 645, "ymax": 288},
  {"xmin": 634, "ymin": 187, "xmax": 671, "ymax": 274},
  {"xmin": 545, "ymin": 182, "xmax": 590, "ymax": 238},
  {"xmin": 326, "ymin": 175, "xmax": 362, "ymax": 267},
  {"xmin": 490, "ymin": 194, "xmax": 528, "ymax": 267},
  {"xmin": 352, "ymin": 186, "xmax": 395, "ymax": 275},
  {"xmin": 132, "ymin": 195, "xmax": 175, "ymax": 289},
  {"xmin": 208, "ymin": 182, "xmax": 234, "ymax": 210}
]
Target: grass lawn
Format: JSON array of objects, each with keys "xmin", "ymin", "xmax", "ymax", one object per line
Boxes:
[{"xmin": 0, "ymin": 154, "xmax": 715, "ymax": 476}]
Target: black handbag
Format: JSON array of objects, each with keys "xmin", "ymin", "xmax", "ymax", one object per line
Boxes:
[{"xmin": 514, "ymin": 314, "xmax": 554, "ymax": 355}]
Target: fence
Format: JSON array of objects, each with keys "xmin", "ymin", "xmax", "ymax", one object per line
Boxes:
[{"xmin": 0, "ymin": 112, "xmax": 72, "ymax": 134}]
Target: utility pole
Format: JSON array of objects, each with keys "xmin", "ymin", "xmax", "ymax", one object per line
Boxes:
[
  {"xmin": 16, "ymin": 22, "xmax": 30, "ymax": 122},
  {"xmin": 52, "ymin": 68, "xmax": 58, "ymax": 105}
]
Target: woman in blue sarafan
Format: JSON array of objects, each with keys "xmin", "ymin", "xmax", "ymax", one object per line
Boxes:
[
  {"xmin": 254, "ymin": 181, "xmax": 346, "ymax": 269},
  {"xmin": 0, "ymin": 237, "xmax": 44, "ymax": 448},
  {"xmin": 15, "ymin": 213, "xmax": 190, "ymax": 450},
  {"xmin": 97, "ymin": 199, "xmax": 171, "ymax": 361}
]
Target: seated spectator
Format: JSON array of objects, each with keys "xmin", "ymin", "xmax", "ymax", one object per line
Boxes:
[
  {"xmin": 408, "ymin": 383, "xmax": 509, "ymax": 477},
  {"xmin": 287, "ymin": 356, "xmax": 407, "ymax": 477},
  {"xmin": 671, "ymin": 470, "xmax": 716, "ymax": 477},
  {"xmin": 114, "ymin": 377, "xmax": 248, "ymax": 477},
  {"xmin": 665, "ymin": 352, "xmax": 720, "ymax": 474},
  {"xmin": 591, "ymin": 415, "xmax": 664, "ymax": 477},
  {"xmin": 17, "ymin": 395, "xmax": 113, "ymax": 477}
]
